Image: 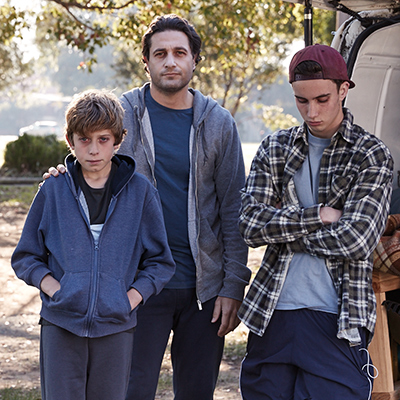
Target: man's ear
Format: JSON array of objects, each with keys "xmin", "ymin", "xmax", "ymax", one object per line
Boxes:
[{"xmin": 143, "ymin": 56, "xmax": 151, "ymax": 75}]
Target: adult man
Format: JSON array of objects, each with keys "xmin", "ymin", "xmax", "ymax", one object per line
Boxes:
[
  {"xmin": 119, "ymin": 15, "xmax": 250, "ymax": 400},
  {"xmin": 238, "ymin": 44, "xmax": 393, "ymax": 399}
]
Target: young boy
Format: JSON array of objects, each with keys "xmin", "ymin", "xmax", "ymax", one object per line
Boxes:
[{"xmin": 11, "ymin": 89, "xmax": 175, "ymax": 400}]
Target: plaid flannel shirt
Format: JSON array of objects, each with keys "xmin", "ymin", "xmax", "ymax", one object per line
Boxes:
[{"xmin": 238, "ymin": 108, "xmax": 393, "ymax": 340}]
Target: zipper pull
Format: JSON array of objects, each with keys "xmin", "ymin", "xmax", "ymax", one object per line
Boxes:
[{"xmin": 197, "ymin": 299, "xmax": 202, "ymax": 311}]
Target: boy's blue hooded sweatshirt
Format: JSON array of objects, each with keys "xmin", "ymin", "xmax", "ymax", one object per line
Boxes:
[{"xmin": 11, "ymin": 153, "xmax": 175, "ymax": 338}]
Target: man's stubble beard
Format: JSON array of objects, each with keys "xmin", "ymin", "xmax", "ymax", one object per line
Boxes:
[{"xmin": 151, "ymin": 71, "xmax": 193, "ymax": 95}]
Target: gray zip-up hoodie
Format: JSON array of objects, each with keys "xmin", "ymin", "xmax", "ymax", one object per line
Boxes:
[{"xmin": 120, "ymin": 83, "xmax": 250, "ymax": 304}]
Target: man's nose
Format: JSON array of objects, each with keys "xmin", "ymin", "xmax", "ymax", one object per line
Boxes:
[{"xmin": 164, "ymin": 53, "xmax": 177, "ymax": 67}]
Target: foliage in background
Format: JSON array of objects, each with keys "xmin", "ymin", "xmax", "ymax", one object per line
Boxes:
[
  {"xmin": 0, "ymin": 1, "xmax": 336, "ymax": 143},
  {"xmin": 0, "ymin": 184, "xmax": 38, "ymax": 208},
  {"xmin": 111, "ymin": 0, "xmax": 304, "ymax": 115},
  {"xmin": 2, "ymin": 134, "xmax": 69, "ymax": 175},
  {"xmin": 38, "ymin": 0, "xmax": 335, "ymax": 116},
  {"xmin": 0, "ymin": 387, "xmax": 41, "ymax": 400},
  {"xmin": 3, "ymin": 0, "xmax": 335, "ymax": 118},
  {"xmin": 0, "ymin": 4, "xmax": 33, "ymax": 93},
  {"xmin": 261, "ymin": 105, "xmax": 300, "ymax": 132}
]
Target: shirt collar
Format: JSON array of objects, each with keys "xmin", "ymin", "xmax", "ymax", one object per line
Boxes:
[
  {"xmin": 294, "ymin": 107, "xmax": 355, "ymax": 145},
  {"xmin": 335, "ymin": 107, "xmax": 355, "ymax": 144}
]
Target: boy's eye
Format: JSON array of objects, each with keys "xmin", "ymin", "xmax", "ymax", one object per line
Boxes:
[
  {"xmin": 79, "ymin": 137, "xmax": 89, "ymax": 142},
  {"xmin": 99, "ymin": 137, "xmax": 110, "ymax": 143},
  {"xmin": 318, "ymin": 98, "xmax": 329, "ymax": 103}
]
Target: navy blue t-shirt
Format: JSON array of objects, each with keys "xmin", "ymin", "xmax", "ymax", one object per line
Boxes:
[{"xmin": 145, "ymin": 89, "xmax": 196, "ymax": 288}]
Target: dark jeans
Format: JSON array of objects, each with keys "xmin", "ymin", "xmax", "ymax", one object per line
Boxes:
[
  {"xmin": 240, "ymin": 309, "xmax": 373, "ymax": 400},
  {"xmin": 125, "ymin": 288, "xmax": 224, "ymax": 400},
  {"xmin": 40, "ymin": 324, "xmax": 134, "ymax": 400}
]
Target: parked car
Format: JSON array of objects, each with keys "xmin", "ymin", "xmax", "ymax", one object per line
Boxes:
[{"xmin": 19, "ymin": 120, "xmax": 63, "ymax": 138}]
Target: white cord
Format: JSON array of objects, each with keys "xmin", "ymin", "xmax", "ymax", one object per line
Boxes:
[{"xmin": 359, "ymin": 347, "xmax": 379, "ymax": 400}]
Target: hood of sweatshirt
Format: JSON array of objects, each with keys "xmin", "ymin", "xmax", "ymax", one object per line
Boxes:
[
  {"xmin": 65, "ymin": 153, "xmax": 136, "ymax": 197},
  {"xmin": 120, "ymin": 82, "xmax": 220, "ymax": 130}
]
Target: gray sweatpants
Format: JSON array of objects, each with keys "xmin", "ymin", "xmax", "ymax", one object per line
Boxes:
[{"xmin": 40, "ymin": 324, "xmax": 134, "ymax": 400}]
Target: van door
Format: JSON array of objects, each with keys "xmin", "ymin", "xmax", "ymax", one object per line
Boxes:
[{"xmin": 343, "ymin": 18, "xmax": 400, "ymax": 189}]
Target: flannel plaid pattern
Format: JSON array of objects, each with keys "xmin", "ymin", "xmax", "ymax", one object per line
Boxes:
[{"xmin": 238, "ymin": 108, "xmax": 393, "ymax": 339}]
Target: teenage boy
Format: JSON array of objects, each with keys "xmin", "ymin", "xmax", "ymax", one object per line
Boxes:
[
  {"xmin": 238, "ymin": 44, "xmax": 393, "ymax": 399},
  {"xmin": 11, "ymin": 89, "xmax": 175, "ymax": 400}
]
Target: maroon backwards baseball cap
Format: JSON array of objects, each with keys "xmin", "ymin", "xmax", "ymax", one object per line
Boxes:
[{"xmin": 289, "ymin": 44, "xmax": 355, "ymax": 88}]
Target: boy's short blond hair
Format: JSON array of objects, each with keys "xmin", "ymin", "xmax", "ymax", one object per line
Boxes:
[{"xmin": 65, "ymin": 89, "xmax": 126, "ymax": 146}]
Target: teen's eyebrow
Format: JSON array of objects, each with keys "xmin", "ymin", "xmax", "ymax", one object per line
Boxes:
[{"xmin": 294, "ymin": 93, "xmax": 331, "ymax": 101}]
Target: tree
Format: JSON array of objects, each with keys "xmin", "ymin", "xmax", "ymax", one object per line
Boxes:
[
  {"xmin": 3, "ymin": 134, "xmax": 69, "ymax": 174},
  {"xmin": 0, "ymin": 3, "xmax": 33, "ymax": 93},
  {"xmin": 2, "ymin": 0, "xmax": 335, "ymax": 127},
  {"xmin": 40, "ymin": 0, "xmax": 335, "ymax": 115}
]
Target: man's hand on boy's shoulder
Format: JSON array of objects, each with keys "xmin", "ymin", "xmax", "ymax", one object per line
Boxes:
[{"xmin": 42, "ymin": 165, "xmax": 67, "ymax": 182}]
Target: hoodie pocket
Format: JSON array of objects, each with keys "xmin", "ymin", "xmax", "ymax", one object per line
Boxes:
[
  {"xmin": 95, "ymin": 273, "xmax": 131, "ymax": 323},
  {"xmin": 45, "ymin": 272, "xmax": 91, "ymax": 315},
  {"xmin": 198, "ymin": 218, "xmax": 223, "ymax": 257},
  {"xmin": 198, "ymin": 218, "xmax": 224, "ymax": 277}
]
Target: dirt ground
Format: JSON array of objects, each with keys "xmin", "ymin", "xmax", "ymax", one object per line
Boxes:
[
  {"xmin": 0, "ymin": 203, "xmax": 264, "ymax": 399},
  {"xmin": 0, "ymin": 205, "xmax": 41, "ymax": 391}
]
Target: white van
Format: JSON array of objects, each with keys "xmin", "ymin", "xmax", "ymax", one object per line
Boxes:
[
  {"xmin": 336, "ymin": 10, "xmax": 400, "ymax": 396},
  {"xmin": 331, "ymin": 5, "xmax": 400, "ymax": 194}
]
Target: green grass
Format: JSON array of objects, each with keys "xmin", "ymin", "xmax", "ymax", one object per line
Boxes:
[
  {"xmin": 0, "ymin": 388, "xmax": 41, "ymax": 400},
  {"xmin": 0, "ymin": 184, "xmax": 38, "ymax": 209}
]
